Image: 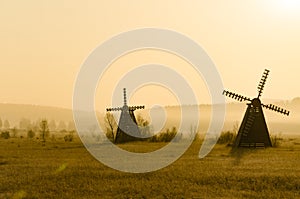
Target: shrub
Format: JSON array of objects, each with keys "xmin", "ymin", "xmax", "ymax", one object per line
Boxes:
[
  {"xmin": 51, "ymin": 134, "xmax": 56, "ymax": 141},
  {"xmin": 11, "ymin": 127, "xmax": 18, "ymax": 138},
  {"xmin": 105, "ymin": 128, "xmax": 114, "ymax": 142},
  {"xmin": 160, "ymin": 128, "xmax": 176, "ymax": 142},
  {"xmin": 27, "ymin": 130, "xmax": 35, "ymax": 139},
  {"xmin": 189, "ymin": 125, "xmax": 198, "ymax": 141},
  {"xmin": 60, "ymin": 129, "xmax": 67, "ymax": 133},
  {"xmin": 64, "ymin": 134, "xmax": 74, "ymax": 142},
  {"xmin": 271, "ymin": 134, "xmax": 283, "ymax": 147},
  {"xmin": 149, "ymin": 134, "xmax": 158, "ymax": 142},
  {"xmin": 217, "ymin": 131, "xmax": 236, "ymax": 145},
  {"xmin": 1, "ymin": 131, "xmax": 10, "ymax": 139},
  {"xmin": 149, "ymin": 127, "xmax": 180, "ymax": 142}
]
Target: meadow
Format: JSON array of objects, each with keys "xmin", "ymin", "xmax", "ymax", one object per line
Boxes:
[{"xmin": 1, "ymin": 135, "xmax": 300, "ymax": 199}]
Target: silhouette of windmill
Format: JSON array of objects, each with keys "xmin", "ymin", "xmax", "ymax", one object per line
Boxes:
[
  {"xmin": 223, "ymin": 69, "xmax": 290, "ymax": 148},
  {"xmin": 106, "ymin": 88, "xmax": 145, "ymax": 143}
]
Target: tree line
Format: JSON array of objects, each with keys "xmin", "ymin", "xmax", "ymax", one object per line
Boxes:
[
  {"xmin": 0, "ymin": 118, "xmax": 76, "ymax": 144},
  {"xmin": 0, "ymin": 117, "xmax": 75, "ymax": 132}
]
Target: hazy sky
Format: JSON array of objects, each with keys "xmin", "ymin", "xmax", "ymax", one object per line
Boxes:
[{"xmin": 1, "ymin": 0, "xmax": 300, "ymax": 109}]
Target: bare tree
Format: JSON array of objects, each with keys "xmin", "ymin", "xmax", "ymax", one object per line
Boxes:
[
  {"xmin": 32, "ymin": 119, "xmax": 41, "ymax": 133},
  {"xmin": 19, "ymin": 118, "xmax": 31, "ymax": 130},
  {"xmin": 136, "ymin": 114, "xmax": 151, "ymax": 137},
  {"xmin": 67, "ymin": 121, "xmax": 75, "ymax": 131},
  {"xmin": 48, "ymin": 120, "xmax": 57, "ymax": 131},
  {"xmin": 104, "ymin": 112, "xmax": 117, "ymax": 141},
  {"xmin": 11, "ymin": 127, "xmax": 18, "ymax": 138},
  {"xmin": 189, "ymin": 124, "xmax": 198, "ymax": 141},
  {"xmin": 40, "ymin": 120, "xmax": 49, "ymax": 143},
  {"xmin": 57, "ymin": 120, "xmax": 66, "ymax": 131},
  {"xmin": 4, "ymin": 119, "xmax": 10, "ymax": 130}
]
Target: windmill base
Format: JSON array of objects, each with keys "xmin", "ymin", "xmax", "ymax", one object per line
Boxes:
[
  {"xmin": 234, "ymin": 103, "xmax": 272, "ymax": 148},
  {"xmin": 238, "ymin": 142, "xmax": 266, "ymax": 148}
]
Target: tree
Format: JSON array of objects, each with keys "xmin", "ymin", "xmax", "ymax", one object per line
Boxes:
[
  {"xmin": 1, "ymin": 131, "xmax": 10, "ymax": 139},
  {"xmin": 11, "ymin": 127, "xmax": 18, "ymax": 138},
  {"xmin": 39, "ymin": 120, "xmax": 49, "ymax": 143},
  {"xmin": 27, "ymin": 129, "xmax": 35, "ymax": 139},
  {"xmin": 19, "ymin": 118, "xmax": 31, "ymax": 130},
  {"xmin": 136, "ymin": 114, "xmax": 151, "ymax": 137},
  {"xmin": 189, "ymin": 124, "xmax": 198, "ymax": 141},
  {"xmin": 57, "ymin": 120, "xmax": 66, "ymax": 131},
  {"xmin": 4, "ymin": 119, "xmax": 10, "ymax": 129},
  {"xmin": 67, "ymin": 121, "xmax": 75, "ymax": 131},
  {"xmin": 104, "ymin": 113, "xmax": 117, "ymax": 141},
  {"xmin": 31, "ymin": 119, "xmax": 41, "ymax": 133},
  {"xmin": 48, "ymin": 120, "xmax": 57, "ymax": 131},
  {"xmin": 0, "ymin": 118, "xmax": 2, "ymax": 129}
]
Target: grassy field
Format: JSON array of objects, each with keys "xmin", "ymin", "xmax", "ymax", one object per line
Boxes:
[{"xmin": 1, "ymin": 136, "xmax": 300, "ymax": 199}]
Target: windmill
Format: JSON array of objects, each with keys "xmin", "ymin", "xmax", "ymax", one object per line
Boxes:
[
  {"xmin": 223, "ymin": 69, "xmax": 290, "ymax": 148},
  {"xmin": 106, "ymin": 88, "xmax": 145, "ymax": 143}
]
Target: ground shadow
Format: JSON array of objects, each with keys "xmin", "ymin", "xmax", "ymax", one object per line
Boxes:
[{"xmin": 229, "ymin": 147, "xmax": 253, "ymax": 166}]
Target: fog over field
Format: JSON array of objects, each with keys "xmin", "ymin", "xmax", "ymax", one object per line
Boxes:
[{"xmin": 0, "ymin": 97, "xmax": 298, "ymax": 135}]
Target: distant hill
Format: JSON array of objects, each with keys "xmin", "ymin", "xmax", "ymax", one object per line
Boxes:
[
  {"xmin": 0, "ymin": 97, "xmax": 299, "ymax": 134},
  {"xmin": 0, "ymin": 103, "xmax": 73, "ymax": 126}
]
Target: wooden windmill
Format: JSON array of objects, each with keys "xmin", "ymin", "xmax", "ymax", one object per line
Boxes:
[
  {"xmin": 223, "ymin": 69, "xmax": 290, "ymax": 148},
  {"xmin": 106, "ymin": 88, "xmax": 145, "ymax": 143}
]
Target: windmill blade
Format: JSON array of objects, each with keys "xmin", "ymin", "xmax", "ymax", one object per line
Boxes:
[
  {"xmin": 262, "ymin": 103, "xmax": 290, "ymax": 116},
  {"xmin": 106, "ymin": 107, "xmax": 122, "ymax": 112},
  {"xmin": 222, "ymin": 90, "xmax": 251, "ymax": 102},
  {"xmin": 129, "ymin": 105, "xmax": 145, "ymax": 111},
  {"xmin": 257, "ymin": 69, "xmax": 270, "ymax": 98},
  {"xmin": 123, "ymin": 88, "xmax": 127, "ymax": 106}
]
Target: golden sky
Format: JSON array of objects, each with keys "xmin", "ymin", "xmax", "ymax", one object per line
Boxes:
[{"xmin": 0, "ymin": 0, "xmax": 300, "ymax": 109}]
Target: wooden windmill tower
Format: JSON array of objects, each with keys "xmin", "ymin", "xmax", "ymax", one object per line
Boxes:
[
  {"xmin": 223, "ymin": 69, "xmax": 290, "ymax": 148},
  {"xmin": 106, "ymin": 88, "xmax": 145, "ymax": 143}
]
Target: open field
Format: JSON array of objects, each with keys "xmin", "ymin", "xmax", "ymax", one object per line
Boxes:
[{"xmin": 1, "ymin": 136, "xmax": 300, "ymax": 199}]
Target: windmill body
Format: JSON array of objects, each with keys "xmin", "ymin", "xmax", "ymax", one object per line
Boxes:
[
  {"xmin": 106, "ymin": 88, "xmax": 145, "ymax": 143},
  {"xmin": 223, "ymin": 69, "xmax": 289, "ymax": 148},
  {"xmin": 234, "ymin": 98, "xmax": 272, "ymax": 147}
]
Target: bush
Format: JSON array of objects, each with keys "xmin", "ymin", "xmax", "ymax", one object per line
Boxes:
[
  {"xmin": 271, "ymin": 134, "xmax": 283, "ymax": 147},
  {"xmin": 51, "ymin": 134, "xmax": 56, "ymax": 141},
  {"xmin": 160, "ymin": 128, "xmax": 176, "ymax": 142},
  {"xmin": 64, "ymin": 134, "xmax": 74, "ymax": 142},
  {"xmin": 105, "ymin": 128, "xmax": 114, "ymax": 142},
  {"xmin": 1, "ymin": 131, "xmax": 10, "ymax": 139},
  {"xmin": 11, "ymin": 127, "xmax": 18, "ymax": 138},
  {"xmin": 149, "ymin": 127, "xmax": 180, "ymax": 142},
  {"xmin": 27, "ymin": 130, "xmax": 35, "ymax": 139},
  {"xmin": 60, "ymin": 129, "xmax": 67, "ymax": 133},
  {"xmin": 149, "ymin": 134, "xmax": 159, "ymax": 142},
  {"xmin": 217, "ymin": 131, "xmax": 236, "ymax": 145}
]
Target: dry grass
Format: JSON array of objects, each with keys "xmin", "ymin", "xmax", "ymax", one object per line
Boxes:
[{"xmin": 0, "ymin": 136, "xmax": 300, "ymax": 198}]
